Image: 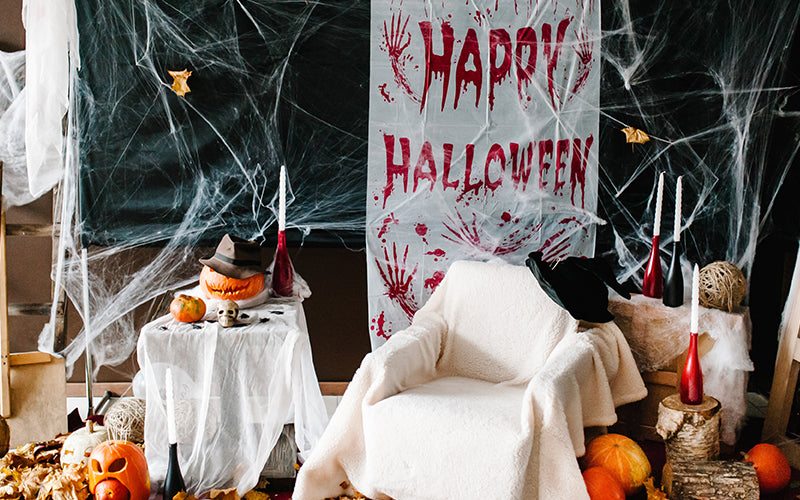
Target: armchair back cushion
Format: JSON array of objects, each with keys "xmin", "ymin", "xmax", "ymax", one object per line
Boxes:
[{"xmin": 427, "ymin": 260, "xmax": 579, "ymax": 384}]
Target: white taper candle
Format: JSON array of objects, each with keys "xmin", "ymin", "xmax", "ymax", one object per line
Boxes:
[
  {"xmin": 166, "ymin": 368, "xmax": 177, "ymax": 444},
  {"xmin": 279, "ymin": 165, "xmax": 286, "ymax": 232},
  {"xmin": 654, "ymin": 172, "xmax": 664, "ymax": 236},
  {"xmin": 691, "ymin": 264, "xmax": 699, "ymax": 333},
  {"xmin": 674, "ymin": 176, "xmax": 682, "ymax": 242}
]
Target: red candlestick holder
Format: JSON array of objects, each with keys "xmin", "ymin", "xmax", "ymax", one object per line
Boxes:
[
  {"xmin": 680, "ymin": 332, "xmax": 704, "ymax": 405},
  {"xmin": 642, "ymin": 234, "xmax": 663, "ymax": 298},
  {"xmin": 271, "ymin": 230, "xmax": 294, "ymax": 297}
]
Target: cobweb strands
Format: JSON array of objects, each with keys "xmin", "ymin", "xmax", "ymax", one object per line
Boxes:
[{"xmin": 18, "ymin": 0, "xmax": 799, "ymax": 374}]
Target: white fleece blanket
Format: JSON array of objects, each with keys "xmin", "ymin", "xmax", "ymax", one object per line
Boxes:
[{"xmin": 294, "ymin": 261, "xmax": 647, "ymax": 500}]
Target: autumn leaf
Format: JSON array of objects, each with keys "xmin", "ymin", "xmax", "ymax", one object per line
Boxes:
[
  {"xmin": 173, "ymin": 491, "xmax": 199, "ymax": 500},
  {"xmin": 168, "ymin": 70, "xmax": 192, "ymax": 97},
  {"xmin": 621, "ymin": 126, "xmax": 650, "ymax": 150},
  {"xmin": 243, "ymin": 490, "xmax": 271, "ymax": 500},
  {"xmin": 209, "ymin": 487, "xmax": 240, "ymax": 500},
  {"xmin": 644, "ymin": 477, "xmax": 667, "ymax": 499}
]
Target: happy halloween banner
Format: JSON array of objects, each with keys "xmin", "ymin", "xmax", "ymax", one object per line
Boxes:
[{"xmin": 367, "ymin": 0, "xmax": 601, "ymax": 348}]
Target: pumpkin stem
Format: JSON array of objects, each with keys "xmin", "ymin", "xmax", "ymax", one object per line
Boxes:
[{"xmin": 88, "ymin": 419, "xmax": 94, "ymax": 433}]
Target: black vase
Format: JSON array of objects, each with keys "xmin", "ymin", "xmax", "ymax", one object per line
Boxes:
[
  {"xmin": 163, "ymin": 443, "xmax": 186, "ymax": 500},
  {"xmin": 663, "ymin": 241, "xmax": 684, "ymax": 307}
]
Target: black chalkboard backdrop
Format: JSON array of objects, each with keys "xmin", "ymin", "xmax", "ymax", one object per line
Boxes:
[
  {"xmin": 76, "ymin": 0, "xmax": 798, "ymax": 271},
  {"xmin": 76, "ymin": 0, "xmax": 370, "ymax": 247}
]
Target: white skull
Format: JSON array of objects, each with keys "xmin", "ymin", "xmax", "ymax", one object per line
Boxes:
[{"xmin": 217, "ymin": 300, "xmax": 239, "ymax": 327}]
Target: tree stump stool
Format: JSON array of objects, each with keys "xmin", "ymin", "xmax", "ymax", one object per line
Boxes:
[
  {"xmin": 656, "ymin": 394, "xmax": 721, "ymax": 462},
  {"xmin": 662, "ymin": 460, "xmax": 758, "ymax": 499}
]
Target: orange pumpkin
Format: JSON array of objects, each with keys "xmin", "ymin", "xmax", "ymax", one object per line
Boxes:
[
  {"xmin": 170, "ymin": 294, "xmax": 206, "ymax": 322},
  {"xmin": 745, "ymin": 443, "xmax": 791, "ymax": 494},
  {"xmin": 582, "ymin": 466, "xmax": 625, "ymax": 500},
  {"xmin": 583, "ymin": 433, "xmax": 651, "ymax": 495},
  {"xmin": 89, "ymin": 441, "xmax": 150, "ymax": 500},
  {"xmin": 199, "ymin": 265, "xmax": 265, "ymax": 301}
]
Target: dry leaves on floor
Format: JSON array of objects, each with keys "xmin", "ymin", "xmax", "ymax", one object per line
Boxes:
[{"xmin": 0, "ymin": 436, "xmax": 90, "ymax": 500}]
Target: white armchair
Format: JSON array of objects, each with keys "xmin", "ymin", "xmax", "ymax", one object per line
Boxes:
[{"xmin": 294, "ymin": 260, "xmax": 647, "ymax": 500}]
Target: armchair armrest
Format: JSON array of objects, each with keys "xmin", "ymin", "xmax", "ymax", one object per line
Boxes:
[{"xmin": 362, "ymin": 312, "xmax": 446, "ymax": 405}]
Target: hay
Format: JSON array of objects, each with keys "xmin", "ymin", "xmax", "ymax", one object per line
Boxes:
[
  {"xmin": 698, "ymin": 261, "xmax": 746, "ymax": 313},
  {"xmin": 104, "ymin": 398, "xmax": 146, "ymax": 443}
]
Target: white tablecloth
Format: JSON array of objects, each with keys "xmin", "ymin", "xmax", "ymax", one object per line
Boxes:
[{"xmin": 137, "ymin": 298, "xmax": 328, "ymax": 495}]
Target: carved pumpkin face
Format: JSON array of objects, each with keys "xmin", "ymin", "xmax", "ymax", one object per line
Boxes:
[
  {"xmin": 199, "ymin": 265, "xmax": 265, "ymax": 301},
  {"xmin": 61, "ymin": 422, "xmax": 108, "ymax": 466},
  {"xmin": 88, "ymin": 441, "xmax": 151, "ymax": 500}
]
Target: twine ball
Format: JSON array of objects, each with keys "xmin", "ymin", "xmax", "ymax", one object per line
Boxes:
[
  {"xmin": 104, "ymin": 398, "xmax": 146, "ymax": 443},
  {"xmin": 698, "ymin": 261, "xmax": 746, "ymax": 312}
]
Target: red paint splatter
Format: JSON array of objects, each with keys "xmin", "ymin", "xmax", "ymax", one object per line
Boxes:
[
  {"xmin": 501, "ymin": 212, "xmax": 512, "ymax": 222},
  {"xmin": 375, "ymin": 243, "xmax": 419, "ymax": 321},
  {"xmin": 415, "ymin": 223, "xmax": 428, "ymax": 236},
  {"xmin": 380, "ymin": 13, "xmax": 421, "ymax": 103},
  {"xmin": 426, "ymin": 248, "xmax": 446, "ymax": 257},
  {"xmin": 569, "ymin": 26, "xmax": 594, "ymax": 102},
  {"xmin": 372, "ymin": 311, "xmax": 391, "ymax": 340},
  {"xmin": 424, "ymin": 271, "xmax": 445, "ymax": 291},
  {"xmin": 442, "ymin": 210, "xmax": 542, "ymax": 256},
  {"xmin": 559, "ymin": 217, "xmax": 578, "ymax": 225},
  {"xmin": 378, "ymin": 213, "xmax": 399, "ymax": 238},
  {"xmin": 378, "ymin": 83, "xmax": 394, "ymax": 103}
]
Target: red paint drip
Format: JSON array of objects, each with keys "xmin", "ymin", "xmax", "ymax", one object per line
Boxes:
[
  {"xmin": 374, "ymin": 311, "xmax": 391, "ymax": 340},
  {"xmin": 380, "ymin": 13, "xmax": 421, "ymax": 103},
  {"xmin": 569, "ymin": 26, "xmax": 594, "ymax": 102},
  {"xmin": 375, "ymin": 243, "xmax": 419, "ymax": 321},
  {"xmin": 378, "ymin": 213, "xmax": 399, "ymax": 238},
  {"xmin": 378, "ymin": 83, "xmax": 394, "ymax": 103},
  {"xmin": 424, "ymin": 271, "xmax": 445, "ymax": 291}
]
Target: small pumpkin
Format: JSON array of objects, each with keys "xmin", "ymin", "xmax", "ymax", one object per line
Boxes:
[
  {"xmin": 170, "ymin": 294, "xmax": 206, "ymax": 323},
  {"xmin": 95, "ymin": 478, "xmax": 131, "ymax": 500},
  {"xmin": 582, "ymin": 466, "xmax": 625, "ymax": 500},
  {"xmin": 61, "ymin": 420, "xmax": 109, "ymax": 466},
  {"xmin": 89, "ymin": 441, "xmax": 150, "ymax": 500},
  {"xmin": 199, "ymin": 265, "xmax": 265, "ymax": 301},
  {"xmin": 744, "ymin": 443, "xmax": 791, "ymax": 494},
  {"xmin": 583, "ymin": 433, "xmax": 651, "ymax": 495}
]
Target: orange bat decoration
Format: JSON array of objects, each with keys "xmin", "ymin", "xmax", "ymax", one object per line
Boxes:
[
  {"xmin": 168, "ymin": 69, "xmax": 192, "ymax": 97},
  {"xmin": 621, "ymin": 126, "xmax": 650, "ymax": 150}
]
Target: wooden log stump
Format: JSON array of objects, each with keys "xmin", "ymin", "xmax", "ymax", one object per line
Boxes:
[
  {"xmin": 662, "ymin": 460, "xmax": 758, "ymax": 499},
  {"xmin": 657, "ymin": 394, "xmax": 721, "ymax": 462}
]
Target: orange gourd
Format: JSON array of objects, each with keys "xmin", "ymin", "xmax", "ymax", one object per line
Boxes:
[
  {"xmin": 582, "ymin": 466, "xmax": 625, "ymax": 500},
  {"xmin": 583, "ymin": 433, "xmax": 651, "ymax": 495},
  {"xmin": 88, "ymin": 441, "xmax": 150, "ymax": 500},
  {"xmin": 744, "ymin": 443, "xmax": 791, "ymax": 494},
  {"xmin": 169, "ymin": 294, "xmax": 206, "ymax": 323},
  {"xmin": 94, "ymin": 478, "xmax": 131, "ymax": 500},
  {"xmin": 199, "ymin": 265, "xmax": 265, "ymax": 301}
]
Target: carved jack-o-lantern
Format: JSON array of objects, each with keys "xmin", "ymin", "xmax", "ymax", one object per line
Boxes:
[
  {"xmin": 61, "ymin": 421, "xmax": 108, "ymax": 466},
  {"xmin": 88, "ymin": 441, "xmax": 150, "ymax": 500},
  {"xmin": 199, "ymin": 265, "xmax": 265, "ymax": 301}
]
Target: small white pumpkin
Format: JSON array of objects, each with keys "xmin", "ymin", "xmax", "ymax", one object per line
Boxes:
[{"xmin": 61, "ymin": 420, "xmax": 109, "ymax": 465}]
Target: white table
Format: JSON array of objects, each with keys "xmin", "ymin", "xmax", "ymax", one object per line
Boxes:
[{"xmin": 137, "ymin": 298, "xmax": 328, "ymax": 495}]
